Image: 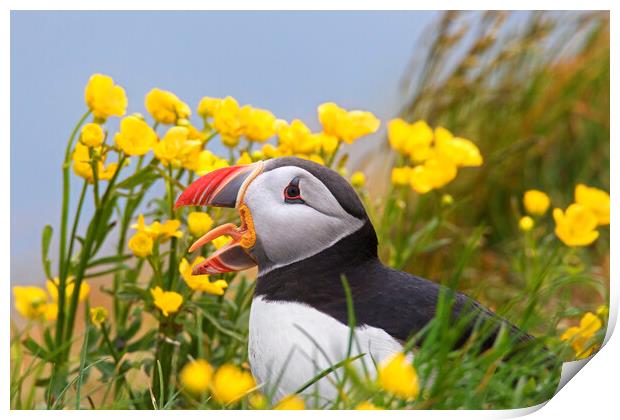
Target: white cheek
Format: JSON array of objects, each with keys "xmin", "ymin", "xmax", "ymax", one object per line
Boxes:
[{"xmin": 244, "ymin": 167, "xmax": 364, "ymax": 271}]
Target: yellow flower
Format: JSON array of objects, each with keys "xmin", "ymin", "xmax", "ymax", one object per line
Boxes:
[
  {"xmin": 261, "ymin": 143, "xmax": 280, "ymax": 159},
  {"xmin": 391, "ymin": 166, "xmax": 413, "ymax": 186},
  {"xmin": 194, "ymin": 150, "xmax": 229, "ymax": 176},
  {"xmin": 13, "ymin": 286, "xmax": 50, "ymax": 320},
  {"xmin": 90, "ymin": 306, "xmax": 108, "ymax": 327},
  {"xmin": 318, "ymin": 102, "xmax": 380, "ymax": 144},
  {"xmin": 409, "ymin": 157, "xmax": 457, "ymax": 194},
  {"xmin": 153, "ymin": 126, "xmax": 201, "ymax": 168},
  {"xmin": 441, "ymin": 194, "xmax": 454, "ymax": 206},
  {"xmin": 150, "ymin": 287, "xmax": 183, "ymax": 317},
  {"xmin": 145, "ymin": 88, "xmax": 191, "ymax": 125},
  {"xmin": 179, "ymin": 258, "xmax": 228, "ymax": 295},
  {"xmin": 115, "ymin": 116, "xmax": 158, "ymax": 156},
  {"xmin": 46, "ymin": 277, "xmax": 90, "ymax": 302},
  {"xmin": 519, "ymin": 216, "xmax": 534, "ymax": 232},
  {"xmin": 187, "ymin": 212, "xmax": 214, "ymax": 237},
  {"xmin": 72, "ymin": 143, "xmax": 118, "ymax": 183},
  {"xmin": 212, "ymin": 235, "xmax": 232, "ymax": 250},
  {"xmin": 561, "ymin": 312, "xmax": 603, "ymax": 359},
  {"xmin": 248, "ymin": 393, "xmax": 268, "ymax": 409},
  {"xmin": 277, "ymin": 119, "xmax": 321, "ymax": 155},
  {"xmin": 80, "ymin": 123, "xmax": 105, "ymax": 147},
  {"xmin": 154, "ymin": 219, "xmax": 184, "ymax": 241},
  {"xmin": 197, "ymin": 96, "xmax": 222, "ymax": 118},
  {"xmin": 575, "ymin": 184, "xmax": 610, "ymax": 225},
  {"xmin": 213, "ymin": 96, "xmax": 245, "ymax": 140},
  {"xmin": 131, "ymin": 214, "xmax": 159, "ymax": 238},
  {"xmin": 211, "ymin": 364, "xmax": 256, "ymax": 404},
  {"xmin": 433, "ymin": 127, "xmax": 482, "ymax": 167},
  {"xmin": 236, "ymin": 151, "xmax": 253, "ymax": 165},
  {"xmin": 596, "ymin": 305, "xmax": 609, "ymax": 321},
  {"xmin": 274, "ymin": 395, "xmax": 305, "ymax": 410},
  {"xmin": 180, "ymin": 359, "xmax": 213, "ymax": 395},
  {"xmin": 378, "ymin": 353, "xmax": 419, "ymax": 399},
  {"xmin": 84, "ymin": 74, "xmax": 127, "ymax": 120},
  {"xmin": 45, "ymin": 303, "xmax": 58, "ymax": 321},
  {"xmin": 241, "ymin": 106, "xmax": 276, "ymax": 142},
  {"xmin": 387, "ymin": 119, "xmax": 433, "ymax": 161},
  {"xmin": 355, "ymin": 401, "xmax": 383, "ymax": 410},
  {"xmin": 350, "ymin": 171, "xmax": 366, "ymax": 188},
  {"xmin": 523, "ymin": 190, "xmax": 550, "ymax": 216},
  {"xmin": 553, "ymin": 204, "xmax": 599, "ymax": 247},
  {"xmin": 318, "ymin": 133, "xmax": 340, "ymax": 155},
  {"xmin": 128, "ymin": 231, "xmax": 153, "ymax": 257}
]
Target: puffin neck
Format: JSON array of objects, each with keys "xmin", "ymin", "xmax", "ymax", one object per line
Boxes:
[{"xmin": 254, "ymin": 220, "xmax": 378, "ymax": 299}]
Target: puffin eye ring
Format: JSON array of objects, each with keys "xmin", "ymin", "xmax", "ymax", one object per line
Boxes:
[{"xmin": 284, "ymin": 177, "xmax": 304, "ymax": 204}]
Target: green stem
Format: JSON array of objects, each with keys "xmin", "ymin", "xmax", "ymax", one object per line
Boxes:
[
  {"xmin": 56, "ymin": 110, "xmax": 90, "ymax": 352},
  {"xmin": 63, "ymin": 155, "xmax": 126, "ymax": 346},
  {"xmin": 65, "ymin": 181, "xmax": 88, "ymax": 275}
]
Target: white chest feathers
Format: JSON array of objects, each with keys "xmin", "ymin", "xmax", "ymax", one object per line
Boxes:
[{"xmin": 248, "ymin": 296, "xmax": 403, "ymax": 402}]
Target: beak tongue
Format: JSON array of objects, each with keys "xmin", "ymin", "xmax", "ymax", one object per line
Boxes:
[{"xmin": 175, "ymin": 162, "xmax": 263, "ymax": 274}]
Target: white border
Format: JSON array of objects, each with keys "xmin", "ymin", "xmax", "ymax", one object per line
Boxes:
[{"xmin": 3, "ymin": 2, "xmax": 616, "ymax": 418}]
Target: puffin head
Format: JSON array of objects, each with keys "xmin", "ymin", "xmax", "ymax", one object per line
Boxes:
[{"xmin": 175, "ymin": 157, "xmax": 375, "ymax": 275}]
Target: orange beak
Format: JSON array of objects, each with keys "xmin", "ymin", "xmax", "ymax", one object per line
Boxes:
[{"xmin": 175, "ymin": 162, "xmax": 263, "ymax": 275}]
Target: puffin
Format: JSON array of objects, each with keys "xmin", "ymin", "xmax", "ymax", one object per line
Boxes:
[{"xmin": 175, "ymin": 157, "xmax": 547, "ymax": 401}]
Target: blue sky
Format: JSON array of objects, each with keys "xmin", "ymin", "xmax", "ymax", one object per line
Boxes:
[{"xmin": 10, "ymin": 11, "xmax": 437, "ymax": 283}]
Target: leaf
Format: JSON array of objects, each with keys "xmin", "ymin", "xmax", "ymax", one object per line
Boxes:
[
  {"xmin": 115, "ymin": 166, "xmax": 160, "ymax": 190},
  {"xmin": 125, "ymin": 331, "xmax": 157, "ymax": 353},
  {"xmin": 22, "ymin": 337, "xmax": 50, "ymax": 361},
  {"xmin": 87, "ymin": 254, "xmax": 132, "ymax": 269},
  {"xmin": 41, "ymin": 225, "xmax": 53, "ymax": 279}
]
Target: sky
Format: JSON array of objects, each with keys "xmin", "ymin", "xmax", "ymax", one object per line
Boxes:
[{"xmin": 10, "ymin": 11, "xmax": 437, "ymax": 284}]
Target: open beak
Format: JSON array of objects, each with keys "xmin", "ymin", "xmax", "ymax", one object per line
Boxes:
[{"xmin": 175, "ymin": 162, "xmax": 263, "ymax": 275}]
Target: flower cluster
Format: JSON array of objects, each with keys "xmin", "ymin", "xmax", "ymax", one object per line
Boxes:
[
  {"xmin": 13, "ymin": 277, "xmax": 89, "ymax": 321},
  {"xmin": 519, "ymin": 185, "xmax": 609, "ymax": 247},
  {"xmin": 560, "ymin": 307, "xmax": 607, "ymax": 359},
  {"xmin": 388, "ymin": 119, "xmax": 482, "ymax": 194},
  {"xmin": 180, "ymin": 359, "xmax": 256, "ymax": 405}
]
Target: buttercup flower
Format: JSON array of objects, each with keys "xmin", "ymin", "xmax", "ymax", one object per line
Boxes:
[
  {"xmin": 240, "ymin": 106, "xmax": 276, "ymax": 142},
  {"xmin": 350, "ymin": 171, "xmax": 366, "ymax": 188},
  {"xmin": 145, "ymin": 88, "xmax": 191, "ymax": 125},
  {"xmin": 84, "ymin": 74, "xmax": 127, "ymax": 120},
  {"xmin": 433, "ymin": 126, "xmax": 483, "ymax": 167},
  {"xmin": 80, "ymin": 123, "xmax": 105, "ymax": 147},
  {"xmin": 187, "ymin": 212, "xmax": 214, "ymax": 237},
  {"xmin": 13, "ymin": 286, "xmax": 50, "ymax": 320},
  {"xmin": 212, "ymin": 235, "xmax": 232, "ymax": 250},
  {"xmin": 519, "ymin": 216, "xmax": 534, "ymax": 232},
  {"xmin": 46, "ymin": 277, "xmax": 90, "ymax": 302},
  {"xmin": 150, "ymin": 287, "xmax": 183, "ymax": 316},
  {"xmin": 236, "ymin": 151, "xmax": 253, "ymax": 165},
  {"xmin": 355, "ymin": 402, "xmax": 383, "ymax": 410},
  {"xmin": 154, "ymin": 219, "xmax": 184, "ymax": 241},
  {"xmin": 211, "ymin": 364, "xmax": 256, "ymax": 404},
  {"xmin": 197, "ymin": 96, "xmax": 222, "ymax": 118},
  {"xmin": 561, "ymin": 312, "xmax": 603, "ymax": 359},
  {"xmin": 318, "ymin": 102, "xmax": 380, "ymax": 144},
  {"xmin": 179, "ymin": 258, "xmax": 228, "ymax": 295},
  {"xmin": 553, "ymin": 204, "xmax": 599, "ymax": 247},
  {"xmin": 180, "ymin": 359, "xmax": 213, "ymax": 395},
  {"xmin": 194, "ymin": 150, "xmax": 229, "ymax": 176},
  {"xmin": 90, "ymin": 306, "xmax": 108, "ymax": 327},
  {"xmin": 213, "ymin": 96, "xmax": 245, "ymax": 141},
  {"xmin": 154, "ymin": 126, "xmax": 201, "ymax": 168},
  {"xmin": 391, "ymin": 166, "xmax": 413, "ymax": 186},
  {"xmin": 523, "ymin": 190, "xmax": 550, "ymax": 216},
  {"xmin": 378, "ymin": 352, "xmax": 419, "ymax": 399},
  {"xmin": 318, "ymin": 133, "xmax": 339, "ymax": 155},
  {"xmin": 277, "ymin": 119, "xmax": 321, "ymax": 155},
  {"xmin": 274, "ymin": 395, "xmax": 305, "ymax": 410},
  {"xmin": 387, "ymin": 119, "xmax": 434, "ymax": 161},
  {"xmin": 409, "ymin": 157, "xmax": 457, "ymax": 194},
  {"xmin": 115, "ymin": 116, "xmax": 158, "ymax": 156},
  {"xmin": 72, "ymin": 143, "xmax": 118, "ymax": 183},
  {"xmin": 128, "ymin": 231, "xmax": 154, "ymax": 257},
  {"xmin": 575, "ymin": 184, "xmax": 610, "ymax": 225}
]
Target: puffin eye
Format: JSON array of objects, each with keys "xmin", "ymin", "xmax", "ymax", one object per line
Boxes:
[{"xmin": 284, "ymin": 177, "xmax": 304, "ymax": 204}]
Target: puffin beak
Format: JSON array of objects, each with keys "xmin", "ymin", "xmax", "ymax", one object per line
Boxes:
[{"xmin": 175, "ymin": 162, "xmax": 263, "ymax": 275}]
